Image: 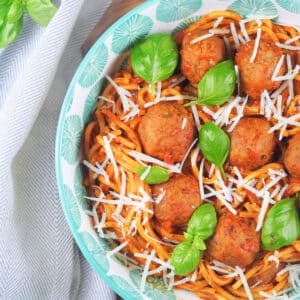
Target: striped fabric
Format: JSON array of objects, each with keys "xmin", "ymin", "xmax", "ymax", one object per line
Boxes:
[{"xmin": 0, "ymin": 1, "xmax": 116, "ymax": 299}]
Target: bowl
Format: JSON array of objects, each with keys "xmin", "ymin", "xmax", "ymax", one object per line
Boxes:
[{"xmin": 55, "ymin": 0, "xmax": 300, "ymax": 299}]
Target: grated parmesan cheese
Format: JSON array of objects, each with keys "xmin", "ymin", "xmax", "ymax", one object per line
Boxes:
[
  {"xmin": 107, "ymin": 241, "xmax": 128, "ymax": 257},
  {"xmin": 208, "ymin": 29, "xmax": 230, "ymax": 35},
  {"xmin": 181, "ymin": 117, "xmax": 187, "ymax": 130},
  {"xmin": 235, "ymin": 266, "xmax": 254, "ymax": 300},
  {"xmin": 191, "ymin": 33, "xmax": 214, "ymax": 44},
  {"xmin": 213, "ymin": 16, "xmax": 224, "ymax": 28},
  {"xmin": 250, "ymin": 28, "xmax": 261, "ymax": 63},
  {"xmin": 230, "ymin": 22, "xmax": 240, "ymax": 50},
  {"xmin": 103, "ymin": 135, "xmax": 119, "ymax": 179},
  {"xmin": 272, "ymin": 55, "xmax": 286, "ymax": 81},
  {"xmin": 285, "ymin": 35, "xmax": 300, "ymax": 45},
  {"xmin": 239, "ymin": 19, "xmax": 251, "ymax": 42},
  {"xmin": 129, "ymin": 150, "xmax": 181, "ymax": 173},
  {"xmin": 191, "ymin": 104, "xmax": 201, "ymax": 129},
  {"xmin": 268, "ymin": 252, "xmax": 280, "ymax": 268},
  {"xmin": 83, "ymin": 160, "xmax": 110, "ymax": 183},
  {"xmin": 139, "ymin": 165, "xmax": 151, "ymax": 181},
  {"xmin": 180, "ymin": 138, "xmax": 198, "ymax": 171},
  {"xmin": 276, "ymin": 42, "xmax": 300, "ymax": 51},
  {"xmin": 256, "ymin": 191, "xmax": 271, "ymax": 232}
]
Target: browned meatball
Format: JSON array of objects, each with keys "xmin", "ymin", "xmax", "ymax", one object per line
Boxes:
[
  {"xmin": 284, "ymin": 132, "xmax": 300, "ymax": 178},
  {"xmin": 138, "ymin": 102, "xmax": 196, "ymax": 162},
  {"xmin": 206, "ymin": 213, "xmax": 261, "ymax": 268},
  {"xmin": 236, "ymin": 39, "xmax": 286, "ymax": 100},
  {"xmin": 229, "ymin": 117, "xmax": 276, "ymax": 170},
  {"xmin": 152, "ymin": 174, "xmax": 202, "ymax": 232},
  {"xmin": 181, "ymin": 28, "xmax": 226, "ymax": 84}
]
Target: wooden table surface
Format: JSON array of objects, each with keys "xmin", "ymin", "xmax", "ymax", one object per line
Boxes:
[{"xmin": 81, "ymin": 0, "xmax": 145, "ymax": 56}]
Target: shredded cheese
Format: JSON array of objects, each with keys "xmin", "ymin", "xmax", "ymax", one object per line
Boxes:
[
  {"xmin": 129, "ymin": 150, "xmax": 181, "ymax": 173},
  {"xmin": 181, "ymin": 117, "xmax": 187, "ymax": 130},
  {"xmin": 276, "ymin": 42, "xmax": 300, "ymax": 51},
  {"xmin": 103, "ymin": 135, "xmax": 119, "ymax": 179},
  {"xmin": 83, "ymin": 160, "xmax": 110, "ymax": 183},
  {"xmin": 107, "ymin": 241, "xmax": 128, "ymax": 257},
  {"xmin": 191, "ymin": 33, "xmax": 214, "ymax": 44},
  {"xmin": 208, "ymin": 29, "xmax": 230, "ymax": 35},
  {"xmin": 239, "ymin": 19, "xmax": 251, "ymax": 42},
  {"xmin": 250, "ymin": 28, "xmax": 261, "ymax": 63},
  {"xmin": 285, "ymin": 35, "xmax": 300, "ymax": 45},
  {"xmin": 213, "ymin": 16, "xmax": 224, "ymax": 28},
  {"xmin": 180, "ymin": 138, "xmax": 198, "ymax": 171},
  {"xmin": 140, "ymin": 165, "xmax": 151, "ymax": 181},
  {"xmin": 230, "ymin": 22, "xmax": 240, "ymax": 49},
  {"xmin": 268, "ymin": 252, "xmax": 280, "ymax": 268},
  {"xmin": 235, "ymin": 266, "xmax": 254, "ymax": 300},
  {"xmin": 191, "ymin": 104, "xmax": 201, "ymax": 129},
  {"xmin": 272, "ymin": 55, "xmax": 286, "ymax": 81},
  {"xmin": 256, "ymin": 191, "xmax": 271, "ymax": 232}
]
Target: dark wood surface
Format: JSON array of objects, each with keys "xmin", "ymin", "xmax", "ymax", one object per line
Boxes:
[{"xmin": 81, "ymin": 0, "xmax": 145, "ymax": 56}]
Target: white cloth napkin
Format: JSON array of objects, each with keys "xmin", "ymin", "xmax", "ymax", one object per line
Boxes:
[{"xmin": 0, "ymin": 1, "xmax": 117, "ymax": 299}]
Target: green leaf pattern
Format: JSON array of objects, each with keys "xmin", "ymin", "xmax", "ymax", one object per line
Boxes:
[
  {"xmin": 156, "ymin": 0, "xmax": 202, "ymax": 22},
  {"xmin": 79, "ymin": 43, "xmax": 108, "ymax": 88},
  {"xmin": 229, "ymin": 0, "xmax": 278, "ymax": 18},
  {"xmin": 275, "ymin": 0, "xmax": 300, "ymax": 14},
  {"xmin": 61, "ymin": 115, "xmax": 82, "ymax": 164},
  {"xmin": 112, "ymin": 14, "xmax": 153, "ymax": 54}
]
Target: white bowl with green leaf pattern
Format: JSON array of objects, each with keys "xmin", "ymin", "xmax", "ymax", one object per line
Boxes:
[{"xmin": 55, "ymin": 0, "xmax": 300, "ymax": 299}]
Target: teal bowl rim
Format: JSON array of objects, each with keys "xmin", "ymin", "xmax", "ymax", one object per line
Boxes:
[{"xmin": 55, "ymin": 1, "xmax": 156, "ymax": 299}]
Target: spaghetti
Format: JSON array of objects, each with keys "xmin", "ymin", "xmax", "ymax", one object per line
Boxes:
[{"xmin": 82, "ymin": 10, "xmax": 300, "ymax": 300}]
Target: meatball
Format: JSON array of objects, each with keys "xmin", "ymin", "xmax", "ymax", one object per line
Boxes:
[
  {"xmin": 138, "ymin": 102, "xmax": 196, "ymax": 162},
  {"xmin": 229, "ymin": 117, "xmax": 276, "ymax": 170},
  {"xmin": 236, "ymin": 39, "xmax": 286, "ymax": 100},
  {"xmin": 206, "ymin": 213, "xmax": 261, "ymax": 268},
  {"xmin": 152, "ymin": 174, "xmax": 202, "ymax": 232},
  {"xmin": 181, "ymin": 28, "xmax": 226, "ymax": 85},
  {"xmin": 284, "ymin": 132, "xmax": 300, "ymax": 178}
]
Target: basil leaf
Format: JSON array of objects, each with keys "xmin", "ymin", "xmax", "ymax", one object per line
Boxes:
[
  {"xmin": 262, "ymin": 197, "xmax": 300, "ymax": 250},
  {"xmin": 7, "ymin": 0, "xmax": 23, "ymax": 23},
  {"xmin": 131, "ymin": 33, "xmax": 178, "ymax": 89},
  {"xmin": 0, "ymin": 0, "xmax": 12, "ymax": 4},
  {"xmin": 170, "ymin": 241, "xmax": 200, "ymax": 276},
  {"xmin": 192, "ymin": 235, "xmax": 206, "ymax": 250},
  {"xmin": 187, "ymin": 203, "xmax": 217, "ymax": 240},
  {"xmin": 0, "ymin": 5, "xmax": 23, "ymax": 48},
  {"xmin": 135, "ymin": 165, "xmax": 169, "ymax": 184},
  {"xmin": 199, "ymin": 122, "xmax": 230, "ymax": 178},
  {"xmin": 26, "ymin": 0, "xmax": 57, "ymax": 26},
  {"xmin": 197, "ymin": 59, "xmax": 236, "ymax": 106}
]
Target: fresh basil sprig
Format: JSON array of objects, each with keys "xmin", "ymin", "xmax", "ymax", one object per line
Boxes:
[
  {"xmin": 0, "ymin": 0, "xmax": 57, "ymax": 48},
  {"xmin": 262, "ymin": 197, "xmax": 300, "ymax": 250},
  {"xmin": 187, "ymin": 60, "xmax": 236, "ymax": 106},
  {"xmin": 170, "ymin": 203, "xmax": 217, "ymax": 275},
  {"xmin": 135, "ymin": 165, "xmax": 169, "ymax": 184},
  {"xmin": 199, "ymin": 122, "xmax": 230, "ymax": 178},
  {"xmin": 0, "ymin": 4, "xmax": 23, "ymax": 48},
  {"xmin": 131, "ymin": 33, "xmax": 179, "ymax": 92}
]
